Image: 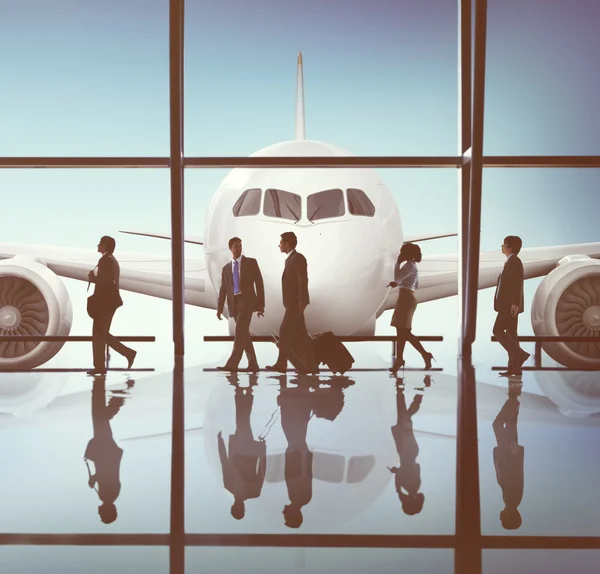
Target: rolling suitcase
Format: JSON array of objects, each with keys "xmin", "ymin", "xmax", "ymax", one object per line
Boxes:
[
  {"xmin": 271, "ymin": 330, "xmax": 317, "ymax": 373},
  {"xmin": 313, "ymin": 331, "xmax": 354, "ymax": 375}
]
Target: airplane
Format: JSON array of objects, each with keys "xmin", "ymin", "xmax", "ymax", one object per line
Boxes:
[{"xmin": 1, "ymin": 53, "xmax": 600, "ymax": 372}]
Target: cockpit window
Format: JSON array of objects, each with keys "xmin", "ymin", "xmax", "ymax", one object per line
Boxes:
[
  {"xmin": 307, "ymin": 188, "xmax": 345, "ymax": 222},
  {"xmin": 232, "ymin": 188, "xmax": 261, "ymax": 217},
  {"xmin": 347, "ymin": 188, "xmax": 375, "ymax": 217},
  {"xmin": 264, "ymin": 188, "xmax": 302, "ymax": 221}
]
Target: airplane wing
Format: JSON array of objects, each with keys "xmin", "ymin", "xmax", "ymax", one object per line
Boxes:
[
  {"xmin": 380, "ymin": 241, "xmax": 600, "ymax": 311},
  {"xmin": 119, "ymin": 230, "xmax": 204, "ymax": 245},
  {"xmin": 0, "ymin": 242, "xmax": 218, "ymax": 310},
  {"xmin": 404, "ymin": 232, "xmax": 457, "ymax": 243}
]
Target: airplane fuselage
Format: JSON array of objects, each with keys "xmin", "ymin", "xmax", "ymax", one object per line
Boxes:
[{"xmin": 204, "ymin": 140, "xmax": 403, "ymax": 336}]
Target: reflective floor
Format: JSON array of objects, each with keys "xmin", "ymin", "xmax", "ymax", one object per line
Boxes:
[{"xmin": 0, "ymin": 365, "xmax": 599, "ymax": 573}]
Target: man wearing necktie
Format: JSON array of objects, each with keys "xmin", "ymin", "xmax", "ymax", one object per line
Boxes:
[
  {"xmin": 493, "ymin": 236, "xmax": 530, "ymax": 376},
  {"xmin": 217, "ymin": 237, "xmax": 265, "ymax": 372}
]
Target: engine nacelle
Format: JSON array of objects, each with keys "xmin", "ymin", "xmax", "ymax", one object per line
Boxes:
[
  {"xmin": 531, "ymin": 255, "xmax": 600, "ymax": 369},
  {"xmin": 0, "ymin": 256, "xmax": 73, "ymax": 370}
]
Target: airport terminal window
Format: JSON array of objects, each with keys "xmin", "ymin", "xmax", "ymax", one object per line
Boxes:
[
  {"xmin": 232, "ymin": 188, "xmax": 262, "ymax": 217},
  {"xmin": 263, "ymin": 188, "xmax": 301, "ymax": 221},
  {"xmin": 307, "ymin": 188, "xmax": 345, "ymax": 221},
  {"xmin": 347, "ymin": 188, "xmax": 375, "ymax": 217}
]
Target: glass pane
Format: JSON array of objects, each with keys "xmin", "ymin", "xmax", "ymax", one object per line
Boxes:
[
  {"xmin": 185, "ymin": 373, "xmax": 457, "ymax": 535},
  {"xmin": 347, "ymin": 188, "xmax": 376, "ymax": 217},
  {"xmin": 0, "ymin": 547, "xmax": 168, "ymax": 574},
  {"xmin": 0, "ymin": 168, "xmax": 181, "ymax": 373},
  {"xmin": 0, "ymin": 0, "xmax": 169, "ymax": 156},
  {"xmin": 485, "ymin": 0, "xmax": 600, "ymax": 154},
  {"xmin": 0, "ymin": 369, "xmax": 173, "ymax": 533},
  {"xmin": 479, "ymin": 168, "xmax": 600, "ymax": 376},
  {"xmin": 484, "ymin": 550, "xmax": 600, "ymax": 574},
  {"xmin": 307, "ymin": 189, "xmax": 345, "ymax": 221},
  {"xmin": 264, "ymin": 188, "xmax": 301, "ymax": 221},
  {"xmin": 233, "ymin": 188, "xmax": 262, "ymax": 217},
  {"xmin": 187, "ymin": 548, "xmax": 455, "ymax": 574},
  {"xmin": 184, "ymin": 0, "xmax": 458, "ymax": 156}
]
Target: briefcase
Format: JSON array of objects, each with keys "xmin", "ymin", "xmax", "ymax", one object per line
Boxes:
[{"xmin": 313, "ymin": 331, "xmax": 354, "ymax": 375}]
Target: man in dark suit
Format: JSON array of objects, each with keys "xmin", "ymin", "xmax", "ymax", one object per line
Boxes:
[
  {"xmin": 493, "ymin": 235, "xmax": 530, "ymax": 377},
  {"xmin": 267, "ymin": 231, "xmax": 317, "ymax": 374},
  {"xmin": 87, "ymin": 236, "xmax": 136, "ymax": 376},
  {"xmin": 217, "ymin": 237, "xmax": 265, "ymax": 372}
]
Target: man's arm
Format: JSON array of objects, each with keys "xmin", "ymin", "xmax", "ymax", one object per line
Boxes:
[
  {"xmin": 254, "ymin": 259, "xmax": 265, "ymax": 311},
  {"xmin": 217, "ymin": 267, "xmax": 227, "ymax": 316},
  {"xmin": 297, "ymin": 254, "xmax": 309, "ymax": 308}
]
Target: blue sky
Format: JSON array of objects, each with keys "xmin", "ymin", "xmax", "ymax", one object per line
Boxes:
[{"xmin": 1, "ymin": 0, "xmax": 599, "ymax": 379}]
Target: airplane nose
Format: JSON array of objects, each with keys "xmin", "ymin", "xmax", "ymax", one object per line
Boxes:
[{"xmin": 301, "ymin": 237, "xmax": 388, "ymax": 334}]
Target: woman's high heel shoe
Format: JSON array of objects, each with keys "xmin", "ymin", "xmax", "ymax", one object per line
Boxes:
[
  {"xmin": 390, "ymin": 359, "xmax": 405, "ymax": 373},
  {"xmin": 423, "ymin": 352, "xmax": 435, "ymax": 371}
]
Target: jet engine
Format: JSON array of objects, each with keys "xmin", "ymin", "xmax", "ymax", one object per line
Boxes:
[
  {"xmin": 531, "ymin": 255, "xmax": 600, "ymax": 369},
  {"xmin": 0, "ymin": 256, "xmax": 73, "ymax": 371}
]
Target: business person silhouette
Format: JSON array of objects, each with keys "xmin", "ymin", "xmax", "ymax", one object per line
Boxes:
[
  {"xmin": 87, "ymin": 236, "xmax": 136, "ymax": 376},
  {"xmin": 277, "ymin": 376, "xmax": 314, "ymax": 528},
  {"xmin": 389, "ymin": 379, "xmax": 425, "ymax": 515},
  {"xmin": 267, "ymin": 231, "xmax": 317, "ymax": 375},
  {"xmin": 217, "ymin": 373, "xmax": 266, "ymax": 520},
  {"xmin": 388, "ymin": 243, "xmax": 434, "ymax": 373},
  {"xmin": 217, "ymin": 237, "xmax": 265, "ymax": 372},
  {"xmin": 274, "ymin": 374, "xmax": 354, "ymax": 529},
  {"xmin": 84, "ymin": 376, "xmax": 132, "ymax": 524},
  {"xmin": 493, "ymin": 236, "xmax": 530, "ymax": 377},
  {"xmin": 492, "ymin": 380, "xmax": 524, "ymax": 530}
]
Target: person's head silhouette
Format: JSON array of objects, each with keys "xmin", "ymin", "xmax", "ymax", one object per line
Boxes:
[
  {"xmin": 500, "ymin": 507, "xmax": 522, "ymax": 530},
  {"xmin": 231, "ymin": 499, "xmax": 245, "ymax": 520},
  {"xmin": 98, "ymin": 502, "xmax": 117, "ymax": 524},
  {"xmin": 283, "ymin": 504, "xmax": 303, "ymax": 529},
  {"xmin": 400, "ymin": 492, "xmax": 425, "ymax": 516}
]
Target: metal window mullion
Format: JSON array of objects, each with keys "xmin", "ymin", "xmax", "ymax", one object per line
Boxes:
[{"xmin": 168, "ymin": 2, "xmax": 185, "ymax": 574}]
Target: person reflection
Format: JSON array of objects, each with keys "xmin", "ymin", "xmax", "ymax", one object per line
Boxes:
[
  {"xmin": 492, "ymin": 379, "xmax": 524, "ymax": 530},
  {"xmin": 217, "ymin": 372, "xmax": 266, "ymax": 520},
  {"xmin": 84, "ymin": 376, "xmax": 134, "ymax": 524},
  {"xmin": 389, "ymin": 377, "xmax": 425, "ymax": 515},
  {"xmin": 276, "ymin": 374, "xmax": 354, "ymax": 529}
]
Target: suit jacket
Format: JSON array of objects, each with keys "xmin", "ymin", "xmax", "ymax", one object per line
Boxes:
[
  {"xmin": 217, "ymin": 256, "xmax": 265, "ymax": 318},
  {"xmin": 218, "ymin": 433, "xmax": 267, "ymax": 501},
  {"xmin": 282, "ymin": 250, "xmax": 310, "ymax": 309},
  {"xmin": 494, "ymin": 254, "xmax": 524, "ymax": 314},
  {"xmin": 90, "ymin": 253, "xmax": 123, "ymax": 311}
]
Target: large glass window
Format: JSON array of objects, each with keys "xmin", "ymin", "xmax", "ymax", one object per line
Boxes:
[
  {"xmin": 263, "ymin": 188, "xmax": 301, "ymax": 221},
  {"xmin": 346, "ymin": 188, "xmax": 376, "ymax": 217},
  {"xmin": 307, "ymin": 189, "xmax": 345, "ymax": 222},
  {"xmin": 232, "ymin": 188, "xmax": 261, "ymax": 217}
]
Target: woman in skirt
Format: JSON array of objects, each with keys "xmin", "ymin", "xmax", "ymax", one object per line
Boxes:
[{"xmin": 387, "ymin": 242, "xmax": 435, "ymax": 373}]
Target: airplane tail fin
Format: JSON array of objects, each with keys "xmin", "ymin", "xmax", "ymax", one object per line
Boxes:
[{"xmin": 295, "ymin": 52, "xmax": 306, "ymax": 140}]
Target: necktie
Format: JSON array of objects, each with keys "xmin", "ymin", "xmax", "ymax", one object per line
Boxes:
[{"xmin": 233, "ymin": 260, "xmax": 240, "ymax": 294}]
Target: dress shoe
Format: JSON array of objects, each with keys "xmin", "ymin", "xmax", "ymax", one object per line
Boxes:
[
  {"xmin": 127, "ymin": 350, "xmax": 137, "ymax": 370},
  {"xmin": 266, "ymin": 364, "xmax": 287, "ymax": 373},
  {"xmin": 499, "ymin": 370, "xmax": 511, "ymax": 377},
  {"xmin": 217, "ymin": 365, "xmax": 238, "ymax": 372},
  {"xmin": 87, "ymin": 369, "xmax": 106, "ymax": 376}
]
